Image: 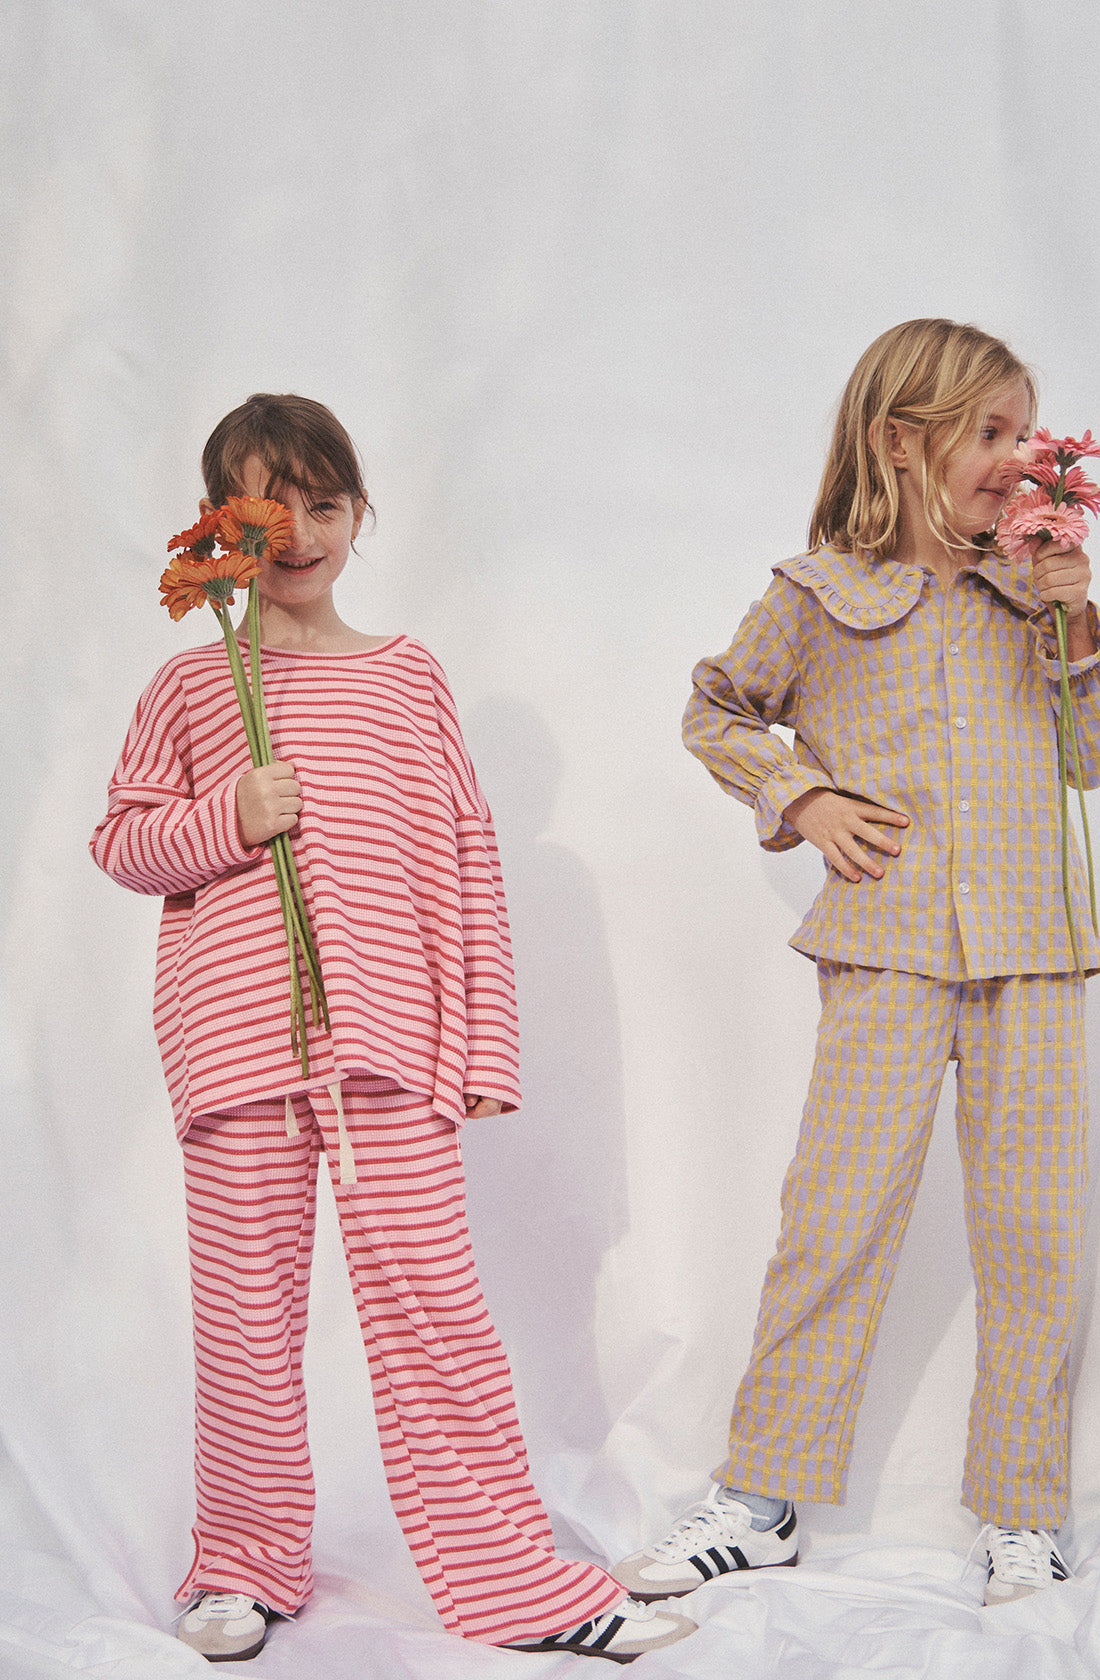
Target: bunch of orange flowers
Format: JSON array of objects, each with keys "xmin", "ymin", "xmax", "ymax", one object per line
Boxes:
[{"xmin": 161, "ymin": 498, "xmax": 328, "ymax": 1073}]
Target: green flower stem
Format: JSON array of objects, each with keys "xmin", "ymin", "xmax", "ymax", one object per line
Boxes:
[
  {"xmin": 271, "ymin": 830, "xmax": 330, "ymax": 1032},
  {"xmin": 213, "ymin": 592, "xmax": 330, "ymax": 1069},
  {"xmin": 275, "ymin": 872, "xmax": 307, "ymax": 1073},
  {"xmin": 245, "ymin": 582, "xmax": 330, "ymax": 1031},
  {"xmin": 1054, "ymin": 602, "xmax": 1098, "ymax": 950},
  {"xmin": 1053, "ymin": 609, "xmax": 1081, "ymax": 976},
  {"xmin": 1064, "ymin": 702, "xmax": 1099, "ymax": 934},
  {"xmin": 215, "ymin": 606, "xmax": 263, "ymax": 766},
  {"xmin": 247, "ymin": 582, "xmax": 276, "ymax": 764}
]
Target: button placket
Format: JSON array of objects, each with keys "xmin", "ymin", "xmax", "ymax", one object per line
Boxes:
[{"xmin": 944, "ymin": 593, "xmax": 974, "ymax": 922}]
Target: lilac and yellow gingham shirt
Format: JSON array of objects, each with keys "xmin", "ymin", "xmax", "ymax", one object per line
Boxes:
[{"xmin": 684, "ymin": 546, "xmax": 1100, "ymax": 980}]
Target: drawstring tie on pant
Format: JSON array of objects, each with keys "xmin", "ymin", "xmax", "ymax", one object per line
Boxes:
[{"xmin": 284, "ymin": 1084, "xmax": 357, "ymax": 1185}]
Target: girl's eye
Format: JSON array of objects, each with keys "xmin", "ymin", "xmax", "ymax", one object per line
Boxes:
[{"xmin": 310, "ymin": 500, "xmax": 337, "ymax": 518}]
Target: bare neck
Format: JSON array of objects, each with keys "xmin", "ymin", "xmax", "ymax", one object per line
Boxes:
[
  {"xmin": 891, "ymin": 505, "xmax": 975, "ymax": 590},
  {"xmin": 236, "ymin": 596, "xmax": 387, "ymax": 654}
]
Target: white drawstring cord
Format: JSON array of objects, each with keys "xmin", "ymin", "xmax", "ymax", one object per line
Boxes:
[
  {"xmin": 328, "ymin": 1080, "xmax": 357, "ymax": 1184},
  {"xmin": 283, "ymin": 1085, "xmax": 355, "ymax": 1183}
]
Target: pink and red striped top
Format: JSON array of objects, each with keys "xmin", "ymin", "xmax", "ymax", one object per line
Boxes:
[{"xmin": 91, "ymin": 636, "xmax": 521, "ymax": 1136}]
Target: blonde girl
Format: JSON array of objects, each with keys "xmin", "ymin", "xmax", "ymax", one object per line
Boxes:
[{"xmin": 617, "ymin": 319, "xmax": 1098, "ymax": 1605}]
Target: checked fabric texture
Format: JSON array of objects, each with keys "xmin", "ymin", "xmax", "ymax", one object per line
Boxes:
[{"xmin": 717, "ymin": 963, "xmax": 1088, "ymax": 1530}]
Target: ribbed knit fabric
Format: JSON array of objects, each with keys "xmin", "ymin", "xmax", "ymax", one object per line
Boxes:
[
  {"xmin": 90, "ymin": 636, "xmax": 520, "ymax": 1133},
  {"xmin": 176, "ymin": 1078, "xmax": 624, "ymax": 1643}
]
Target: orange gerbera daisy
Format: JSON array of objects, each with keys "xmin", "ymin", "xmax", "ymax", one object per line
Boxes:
[
  {"xmin": 159, "ymin": 555, "xmax": 210, "ymax": 621},
  {"xmin": 167, "ymin": 508, "xmax": 222, "ymax": 557},
  {"xmin": 159, "ymin": 550, "xmax": 261, "ymax": 619},
  {"xmin": 217, "ymin": 496, "xmax": 293, "ymax": 561}
]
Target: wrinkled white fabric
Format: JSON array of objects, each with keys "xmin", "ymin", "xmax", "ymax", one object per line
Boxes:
[{"xmin": 5, "ymin": 1, "xmax": 1100, "ymax": 1676}]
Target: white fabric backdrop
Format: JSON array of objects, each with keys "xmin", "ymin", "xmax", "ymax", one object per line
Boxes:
[{"xmin": 5, "ymin": 1, "xmax": 1100, "ymax": 1674}]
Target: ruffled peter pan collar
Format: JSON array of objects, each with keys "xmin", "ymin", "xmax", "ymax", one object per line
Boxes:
[{"xmin": 773, "ymin": 546, "xmax": 1043, "ymax": 629}]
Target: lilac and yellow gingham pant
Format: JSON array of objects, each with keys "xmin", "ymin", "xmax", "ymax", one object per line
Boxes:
[{"xmin": 719, "ymin": 962, "xmax": 1088, "ymax": 1529}]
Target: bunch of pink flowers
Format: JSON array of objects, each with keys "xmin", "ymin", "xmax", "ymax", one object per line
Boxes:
[
  {"xmin": 998, "ymin": 428, "xmax": 1100, "ymax": 559},
  {"xmin": 997, "ymin": 430, "xmax": 1100, "ymax": 972}
]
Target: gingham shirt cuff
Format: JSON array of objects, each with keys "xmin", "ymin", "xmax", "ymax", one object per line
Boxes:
[
  {"xmin": 755, "ymin": 764, "xmax": 837, "ymax": 851},
  {"xmin": 1031, "ymin": 601, "xmax": 1100, "ymax": 680}
]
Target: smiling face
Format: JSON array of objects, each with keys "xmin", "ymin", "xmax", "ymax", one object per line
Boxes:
[
  {"xmin": 234, "ymin": 454, "xmax": 366, "ymax": 611},
  {"xmin": 939, "ymin": 378, "xmax": 1033, "ymax": 540},
  {"xmin": 889, "ymin": 376, "xmax": 1033, "ymax": 555}
]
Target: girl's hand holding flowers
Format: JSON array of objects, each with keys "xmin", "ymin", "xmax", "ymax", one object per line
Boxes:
[
  {"xmin": 236, "ymin": 761, "xmax": 303, "ymax": 847},
  {"xmin": 1031, "ymin": 540, "xmax": 1095, "ymax": 657}
]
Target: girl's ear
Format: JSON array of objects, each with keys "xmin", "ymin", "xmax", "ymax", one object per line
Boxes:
[
  {"xmin": 351, "ymin": 495, "xmax": 368, "ymax": 543},
  {"xmin": 883, "ymin": 417, "xmax": 918, "ymax": 472},
  {"xmin": 199, "ymin": 495, "xmax": 216, "ymax": 514}
]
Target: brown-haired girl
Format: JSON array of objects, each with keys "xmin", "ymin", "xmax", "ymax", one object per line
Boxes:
[
  {"xmin": 616, "ymin": 320, "xmax": 1100, "ymax": 1605},
  {"xmin": 92, "ymin": 394, "xmax": 695, "ymax": 1663}
]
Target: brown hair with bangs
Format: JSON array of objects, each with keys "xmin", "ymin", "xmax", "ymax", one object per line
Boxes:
[
  {"xmin": 202, "ymin": 393, "xmax": 373, "ymax": 520},
  {"xmin": 808, "ymin": 318, "xmax": 1036, "ymax": 558}
]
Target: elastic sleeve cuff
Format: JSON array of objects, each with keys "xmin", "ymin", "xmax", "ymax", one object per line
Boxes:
[
  {"xmin": 1030, "ymin": 602, "xmax": 1100, "ymax": 678},
  {"xmin": 212, "ymin": 775, "xmax": 268, "ymax": 870},
  {"xmin": 754, "ymin": 765, "xmax": 837, "ymax": 851}
]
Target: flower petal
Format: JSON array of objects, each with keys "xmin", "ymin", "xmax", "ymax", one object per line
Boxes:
[
  {"xmin": 217, "ymin": 497, "xmax": 293, "ymax": 561},
  {"xmin": 167, "ymin": 509, "xmax": 222, "ymax": 556}
]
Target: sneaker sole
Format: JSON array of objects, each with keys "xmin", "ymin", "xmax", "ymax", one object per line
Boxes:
[
  {"xmin": 187, "ymin": 1635, "xmax": 268, "ymax": 1662},
  {"xmin": 508, "ymin": 1643, "xmax": 641, "ymax": 1663},
  {"xmin": 626, "ymin": 1551, "xmax": 799, "ymax": 1602},
  {"xmin": 178, "ymin": 1610, "xmax": 273, "ymax": 1663}
]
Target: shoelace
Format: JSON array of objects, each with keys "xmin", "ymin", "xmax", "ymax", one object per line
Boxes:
[
  {"xmin": 513, "ymin": 1598, "xmax": 657, "ymax": 1651},
  {"xmin": 985, "ymin": 1527, "xmax": 1056, "ymax": 1587},
  {"xmin": 174, "ymin": 1591, "xmax": 259, "ymax": 1625},
  {"xmin": 564, "ymin": 1601, "xmax": 657, "ymax": 1644},
  {"xmin": 648, "ymin": 1489, "xmax": 748, "ymax": 1560},
  {"xmin": 601, "ymin": 1599, "xmax": 657, "ymax": 1628}
]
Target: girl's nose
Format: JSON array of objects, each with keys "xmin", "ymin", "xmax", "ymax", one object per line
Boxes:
[{"xmin": 288, "ymin": 507, "xmax": 311, "ymax": 551}]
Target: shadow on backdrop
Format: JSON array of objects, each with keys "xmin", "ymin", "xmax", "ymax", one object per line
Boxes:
[{"xmin": 459, "ymin": 697, "xmax": 629, "ymax": 1480}]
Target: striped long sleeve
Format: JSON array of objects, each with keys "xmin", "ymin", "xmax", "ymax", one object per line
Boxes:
[
  {"xmin": 91, "ymin": 636, "xmax": 522, "ymax": 1135},
  {"xmin": 91, "ymin": 665, "xmax": 262, "ymax": 895}
]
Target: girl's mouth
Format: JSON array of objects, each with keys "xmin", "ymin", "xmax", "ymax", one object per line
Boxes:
[{"xmin": 276, "ymin": 556, "xmax": 322, "ymax": 572}]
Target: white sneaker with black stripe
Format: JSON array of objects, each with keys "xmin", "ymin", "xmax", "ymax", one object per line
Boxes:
[
  {"xmin": 176, "ymin": 1591, "xmax": 272, "ymax": 1661},
  {"xmin": 505, "ymin": 1596, "xmax": 696, "ymax": 1662},
  {"xmin": 615, "ymin": 1485, "xmax": 798, "ymax": 1599},
  {"xmin": 983, "ymin": 1527, "xmax": 1071, "ymax": 1605}
]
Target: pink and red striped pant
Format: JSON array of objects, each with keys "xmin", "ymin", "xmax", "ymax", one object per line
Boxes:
[{"xmin": 175, "ymin": 1076, "xmax": 622, "ymax": 1644}]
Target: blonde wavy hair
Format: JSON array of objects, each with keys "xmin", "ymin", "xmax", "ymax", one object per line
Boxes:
[{"xmin": 808, "ymin": 318, "xmax": 1036, "ymax": 557}]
